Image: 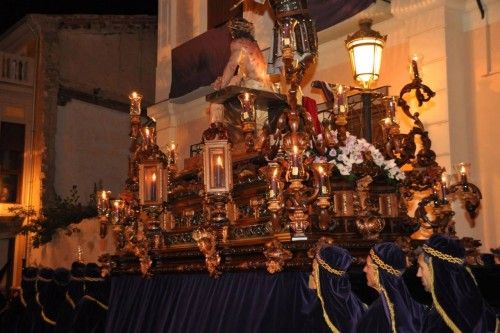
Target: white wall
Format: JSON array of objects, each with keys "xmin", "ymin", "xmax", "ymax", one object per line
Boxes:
[
  {"xmin": 54, "ymin": 99, "xmax": 129, "ymax": 201},
  {"xmin": 29, "ymin": 217, "xmax": 115, "ymax": 267}
]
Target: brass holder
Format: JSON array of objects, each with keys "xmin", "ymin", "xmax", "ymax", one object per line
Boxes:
[
  {"xmin": 241, "ymin": 121, "xmax": 256, "ymax": 152},
  {"xmin": 267, "ymin": 199, "xmax": 283, "ymax": 232},
  {"xmin": 315, "ymin": 196, "xmax": 331, "ymax": 231},
  {"xmin": 413, "ymin": 191, "xmax": 455, "ymax": 237},
  {"xmin": 312, "ymin": 162, "xmax": 333, "ymax": 230},
  {"xmin": 205, "ymin": 193, "xmax": 231, "ymax": 225},
  {"xmin": 448, "ymin": 180, "xmax": 482, "ymax": 220},
  {"xmin": 99, "ymin": 216, "xmax": 108, "ymax": 239},
  {"xmin": 143, "ymin": 205, "xmax": 164, "ymax": 250},
  {"xmin": 238, "ymin": 92, "xmax": 257, "ymax": 152},
  {"xmin": 354, "ymin": 176, "xmax": 385, "ymax": 240}
]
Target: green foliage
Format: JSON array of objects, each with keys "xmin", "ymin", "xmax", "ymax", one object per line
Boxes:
[{"xmin": 10, "ymin": 186, "xmax": 98, "ymax": 248}]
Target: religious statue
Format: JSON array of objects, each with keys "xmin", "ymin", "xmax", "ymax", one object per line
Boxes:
[{"xmin": 212, "ymin": 17, "xmax": 271, "ymax": 91}]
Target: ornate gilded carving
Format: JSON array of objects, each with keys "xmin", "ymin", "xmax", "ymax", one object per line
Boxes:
[
  {"xmin": 263, "ymin": 239, "xmax": 293, "ymax": 274},
  {"xmin": 192, "ymin": 228, "xmax": 221, "ymax": 277}
]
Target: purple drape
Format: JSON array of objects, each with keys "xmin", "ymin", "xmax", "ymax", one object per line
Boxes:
[
  {"xmin": 309, "ymin": 0, "xmax": 375, "ymax": 32},
  {"xmin": 106, "ymin": 271, "xmax": 311, "ymax": 333}
]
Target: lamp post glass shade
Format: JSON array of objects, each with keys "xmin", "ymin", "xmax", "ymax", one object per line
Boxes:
[{"xmin": 345, "ymin": 19, "xmax": 386, "ymax": 89}]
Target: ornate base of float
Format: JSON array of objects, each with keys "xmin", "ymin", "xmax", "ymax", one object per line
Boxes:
[{"xmin": 109, "ymin": 235, "xmax": 406, "ymax": 276}]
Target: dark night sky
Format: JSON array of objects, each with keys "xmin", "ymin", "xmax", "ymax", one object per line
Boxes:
[{"xmin": 0, "ymin": 0, "xmax": 157, "ymax": 36}]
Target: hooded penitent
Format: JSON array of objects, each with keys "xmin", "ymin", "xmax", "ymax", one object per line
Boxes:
[
  {"xmin": 422, "ymin": 234, "xmax": 498, "ymax": 333},
  {"xmin": 72, "ymin": 263, "xmax": 110, "ymax": 333},
  {"xmin": 313, "ymin": 245, "xmax": 365, "ymax": 333},
  {"xmin": 357, "ymin": 242, "xmax": 425, "ymax": 333}
]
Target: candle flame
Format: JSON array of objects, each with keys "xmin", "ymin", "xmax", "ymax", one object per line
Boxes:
[
  {"xmin": 216, "ymin": 156, "xmax": 223, "ymax": 167},
  {"xmin": 101, "ymin": 191, "xmax": 107, "ymax": 200},
  {"xmin": 272, "ymin": 168, "xmax": 278, "ymax": 178},
  {"xmin": 318, "ymin": 165, "xmax": 325, "ymax": 176},
  {"xmin": 131, "ymin": 91, "xmax": 138, "ymax": 99},
  {"xmin": 113, "ymin": 200, "xmax": 120, "ymax": 208},
  {"xmin": 460, "ymin": 165, "xmax": 466, "ymax": 175},
  {"xmin": 152, "ymin": 172, "xmax": 157, "ymax": 182},
  {"xmin": 171, "ymin": 143, "xmax": 176, "ymax": 150},
  {"xmin": 441, "ymin": 173, "xmax": 447, "ymax": 185},
  {"xmin": 145, "ymin": 128, "xmax": 150, "ymax": 137}
]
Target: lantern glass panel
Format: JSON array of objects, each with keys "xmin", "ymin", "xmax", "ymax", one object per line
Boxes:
[{"xmin": 209, "ymin": 148, "xmax": 226, "ymax": 189}]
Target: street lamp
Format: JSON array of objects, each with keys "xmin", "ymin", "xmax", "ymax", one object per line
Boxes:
[
  {"xmin": 345, "ymin": 18, "xmax": 386, "ymax": 89},
  {"xmin": 345, "ymin": 19, "xmax": 387, "ymax": 142}
]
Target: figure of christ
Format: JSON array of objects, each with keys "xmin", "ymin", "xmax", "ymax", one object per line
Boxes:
[{"xmin": 212, "ymin": 17, "xmax": 271, "ymax": 91}]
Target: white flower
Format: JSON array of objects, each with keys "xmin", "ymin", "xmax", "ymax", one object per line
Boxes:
[{"xmin": 323, "ymin": 130, "xmax": 404, "ymax": 180}]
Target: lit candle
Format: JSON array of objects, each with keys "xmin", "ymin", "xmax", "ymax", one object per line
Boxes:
[
  {"xmin": 170, "ymin": 142, "xmax": 176, "ymax": 164},
  {"xmin": 318, "ymin": 165, "xmax": 329, "ymax": 195},
  {"xmin": 270, "ymin": 168, "xmax": 279, "ymax": 199},
  {"xmin": 382, "ymin": 117, "xmax": 392, "ymax": 128},
  {"xmin": 441, "ymin": 173, "xmax": 448, "ymax": 200},
  {"xmin": 239, "ymin": 92, "xmax": 255, "ymax": 122},
  {"xmin": 459, "ymin": 164, "xmax": 467, "ymax": 183},
  {"xmin": 97, "ymin": 190, "xmax": 110, "ymax": 216},
  {"xmin": 291, "ymin": 145, "xmax": 299, "ymax": 176},
  {"xmin": 151, "ymin": 172, "xmax": 157, "ymax": 201},
  {"xmin": 214, "ymin": 155, "xmax": 225, "ymax": 188},
  {"xmin": 128, "ymin": 91, "xmax": 142, "ymax": 116},
  {"xmin": 110, "ymin": 199, "xmax": 124, "ymax": 224}
]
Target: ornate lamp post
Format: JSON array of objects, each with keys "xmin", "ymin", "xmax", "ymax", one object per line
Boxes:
[{"xmin": 345, "ymin": 19, "xmax": 386, "ymax": 142}]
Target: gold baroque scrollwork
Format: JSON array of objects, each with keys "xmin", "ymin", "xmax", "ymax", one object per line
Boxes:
[
  {"xmin": 263, "ymin": 239, "xmax": 292, "ymax": 274},
  {"xmin": 192, "ymin": 228, "xmax": 221, "ymax": 278}
]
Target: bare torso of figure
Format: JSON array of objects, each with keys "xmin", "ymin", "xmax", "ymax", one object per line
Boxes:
[{"xmin": 214, "ymin": 38, "xmax": 271, "ymax": 90}]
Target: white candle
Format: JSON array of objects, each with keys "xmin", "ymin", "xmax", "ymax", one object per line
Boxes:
[
  {"xmin": 214, "ymin": 156, "xmax": 225, "ymax": 188},
  {"xmin": 151, "ymin": 172, "xmax": 157, "ymax": 201}
]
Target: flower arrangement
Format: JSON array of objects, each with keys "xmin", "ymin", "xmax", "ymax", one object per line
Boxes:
[{"xmin": 314, "ymin": 130, "xmax": 405, "ymax": 181}]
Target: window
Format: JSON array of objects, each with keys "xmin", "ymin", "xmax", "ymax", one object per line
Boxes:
[{"xmin": 0, "ymin": 122, "xmax": 25, "ymax": 203}]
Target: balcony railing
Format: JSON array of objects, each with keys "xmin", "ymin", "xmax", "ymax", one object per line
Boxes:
[{"xmin": 1, "ymin": 51, "xmax": 34, "ymax": 87}]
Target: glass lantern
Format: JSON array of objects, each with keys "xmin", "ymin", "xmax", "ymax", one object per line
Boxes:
[
  {"xmin": 345, "ymin": 19, "xmax": 386, "ymax": 89},
  {"xmin": 138, "ymin": 162, "xmax": 167, "ymax": 205},
  {"xmin": 203, "ymin": 139, "xmax": 233, "ymax": 194}
]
